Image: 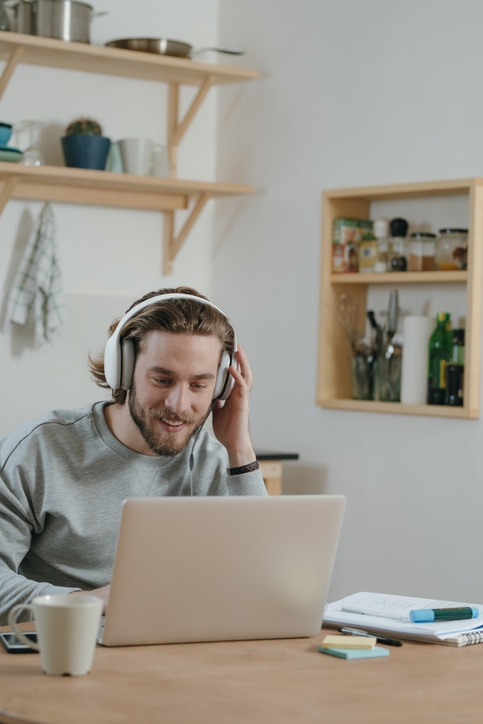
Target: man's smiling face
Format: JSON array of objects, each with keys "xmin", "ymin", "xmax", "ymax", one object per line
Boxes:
[{"xmin": 127, "ymin": 330, "xmax": 221, "ymax": 456}]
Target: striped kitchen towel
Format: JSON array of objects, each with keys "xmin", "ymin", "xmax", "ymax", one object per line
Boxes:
[{"xmin": 4, "ymin": 202, "xmax": 64, "ymax": 346}]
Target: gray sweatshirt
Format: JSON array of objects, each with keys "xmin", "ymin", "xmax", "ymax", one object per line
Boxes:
[{"xmin": 0, "ymin": 401, "xmax": 267, "ymax": 624}]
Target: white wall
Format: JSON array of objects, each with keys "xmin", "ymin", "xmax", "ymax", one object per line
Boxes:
[
  {"xmin": 0, "ymin": 0, "xmax": 222, "ymax": 436},
  {"xmin": 215, "ymin": 0, "xmax": 483, "ymax": 602},
  {"xmin": 2, "ymin": 0, "xmax": 482, "ymax": 606}
]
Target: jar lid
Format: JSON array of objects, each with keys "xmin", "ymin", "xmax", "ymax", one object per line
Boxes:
[
  {"xmin": 390, "ymin": 217, "xmax": 409, "ymax": 237},
  {"xmin": 438, "ymin": 228, "xmax": 468, "ymax": 234},
  {"xmin": 373, "ymin": 218, "xmax": 389, "ymax": 237},
  {"xmin": 410, "ymin": 233, "xmax": 436, "ymax": 238}
]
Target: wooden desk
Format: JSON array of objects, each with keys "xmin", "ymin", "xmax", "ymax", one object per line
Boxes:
[
  {"xmin": 256, "ymin": 451, "xmax": 299, "ymax": 496},
  {"xmin": 1, "ymin": 625, "xmax": 482, "ymax": 724}
]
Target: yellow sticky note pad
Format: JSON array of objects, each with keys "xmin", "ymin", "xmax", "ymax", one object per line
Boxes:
[{"xmin": 320, "ymin": 634, "xmax": 376, "ymax": 650}]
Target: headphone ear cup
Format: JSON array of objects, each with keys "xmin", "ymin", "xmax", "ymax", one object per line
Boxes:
[
  {"xmin": 214, "ymin": 350, "xmax": 237, "ymax": 401},
  {"xmin": 121, "ymin": 339, "xmax": 135, "ymax": 390},
  {"xmin": 214, "ymin": 350, "xmax": 234, "ymax": 400}
]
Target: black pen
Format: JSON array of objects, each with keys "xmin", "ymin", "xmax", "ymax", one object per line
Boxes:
[{"xmin": 338, "ymin": 626, "xmax": 403, "ymax": 647}]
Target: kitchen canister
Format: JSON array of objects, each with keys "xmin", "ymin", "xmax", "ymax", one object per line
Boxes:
[{"xmin": 400, "ymin": 316, "xmax": 436, "ymax": 405}]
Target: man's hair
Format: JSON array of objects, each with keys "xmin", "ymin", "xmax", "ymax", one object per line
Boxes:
[{"xmin": 88, "ymin": 286, "xmax": 235, "ymax": 405}]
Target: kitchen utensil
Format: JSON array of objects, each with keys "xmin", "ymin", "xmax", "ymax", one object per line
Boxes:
[
  {"xmin": 105, "ymin": 141, "xmax": 123, "ymax": 173},
  {"xmin": 0, "ymin": 148, "xmax": 23, "ymax": 162},
  {"xmin": 334, "ymin": 294, "xmax": 361, "ymax": 352},
  {"xmin": 0, "ymin": 0, "xmax": 10, "ymax": 30},
  {"xmin": 151, "ymin": 144, "xmax": 170, "ymax": 177},
  {"xmin": 366, "ymin": 310, "xmax": 381, "ymax": 356},
  {"xmin": 118, "ymin": 138, "xmax": 153, "ymax": 176},
  {"xmin": 335, "ymin": 295, "xmax": 375, "ymax": 399},
  {"xmin": 7, "ymin": 0, "xmax": 33, "ymax": 33},
  {"xmin": 8, "ymin": 0, "xmax": 107, "ymax": 43},
  {"xmin": 379, "ymin": 290, "xmax": 402, "ymax": 401},
  {"xmin": 105, "ymin": 38, "xmax": 245, "ymax": 60},
  {"xmin": 0, "ymin": 122, "xmax": 12, "ymax": 146},
  {"xmin": 16, "ymin": 120, "xmax": 46, "ymax": 166}
]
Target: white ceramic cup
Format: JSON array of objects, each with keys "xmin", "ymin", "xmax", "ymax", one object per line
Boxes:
[
  {"xmin": 151, "ymin": 144, "xmax": 171, "ymax": 177},
  {"xmin": 8, "ymin": 594, "xmax": 102, "ymax": 676},
  {"xmin": 118, "ymin": 138, "xmax": 154, "ymax": 175}
]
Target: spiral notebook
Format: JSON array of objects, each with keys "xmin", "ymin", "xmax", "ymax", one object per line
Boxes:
[{"xmin": 323, "ymin": 592, "xmax": 483, "ymax": 647}]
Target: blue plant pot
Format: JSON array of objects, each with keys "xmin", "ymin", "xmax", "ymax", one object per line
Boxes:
[{"xmin": 61, "ymin": 135, "xmax": 111, "ymax": 170}]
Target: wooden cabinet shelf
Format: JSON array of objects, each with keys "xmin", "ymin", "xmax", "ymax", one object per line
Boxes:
[
  {"xmin": 321, "ymin": 399, "xmax": 470, "ymax": 418},
  {"xmin": 0, "ymin": 31, "xmax": 259, "ymax": 273},
  {"xmin": 331, "ymin": 271, "xmax": 468, "ymax": 284},
  {"xmin": 317, "ymin": 178, "xmax": 483, "ymax": 419}
]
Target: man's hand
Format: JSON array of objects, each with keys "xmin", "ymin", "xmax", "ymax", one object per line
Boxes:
[
  {"xmin": 211, "ymin": 344, "xmax": 256, "ymax": 469},
  {"xmin": 70, "ymin": 584, "xmax": 110, "ymax": 614}
]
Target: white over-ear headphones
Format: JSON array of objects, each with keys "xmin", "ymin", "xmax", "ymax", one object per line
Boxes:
[{"xmin": 104, "ymin": 293, "xmax": 237, "ymax": 401}]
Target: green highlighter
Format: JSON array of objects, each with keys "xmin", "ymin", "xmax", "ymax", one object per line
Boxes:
[{"xmin": 319, "ymin": 646, "xmax": 390, "ymax": 660}]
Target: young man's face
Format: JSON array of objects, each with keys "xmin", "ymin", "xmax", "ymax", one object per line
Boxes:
[{"xmin": 127, "ymin": 330, "xmax": 221, "ymax": 456}]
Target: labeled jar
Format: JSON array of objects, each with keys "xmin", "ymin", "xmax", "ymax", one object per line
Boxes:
[
  {"xmin": 373, "ymin": 217, "xmax": 390, "ymax": 273},
  {"xmin": 408, "ymin": 233, "xmax": 436, "ymax": 271},
  {"xmin": 435, "ymin": 228, "xmax": 468, "ymax": 271},
  {"xmin": 389, "ymin": 217, "xmax": 409, "ymax": 271}
]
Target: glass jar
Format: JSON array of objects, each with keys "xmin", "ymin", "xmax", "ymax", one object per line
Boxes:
[
  {"xmin": 389, "ymin": 217, "xmax": 408, "ymax": 271},
  {"xmin": 435, "ymin": 228, "xmax": 468, "ymax": 271},
  {"xmin": 408, "ymin": 233, "xmax": 436, "ymax": 271}
]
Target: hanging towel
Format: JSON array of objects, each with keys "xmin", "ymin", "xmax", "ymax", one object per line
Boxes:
[{"xmin": 4, "ymin": 203, "xmax": 64, "ymax": 346}]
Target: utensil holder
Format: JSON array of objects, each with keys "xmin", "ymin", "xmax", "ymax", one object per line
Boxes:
[
  {"xmin": 377, "ymin": 355, "xmax": 402, "ymax": 402},
  {"xmin": 351, "ymin": 354, "xmax": 376, "ymax": 400}
]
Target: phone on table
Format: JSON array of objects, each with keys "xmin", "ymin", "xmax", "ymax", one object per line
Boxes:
[{"xmin": 0, "ymin": 631, "xmax": 38, "ymax": 653}]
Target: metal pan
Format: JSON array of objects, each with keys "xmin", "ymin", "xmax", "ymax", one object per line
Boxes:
[{"xmin": 105, "ymin": 38, "xmax": 244, "ymax": 59}]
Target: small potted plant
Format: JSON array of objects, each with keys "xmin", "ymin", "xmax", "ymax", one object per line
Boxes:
[{"xmin": 61, "ymin": 118, "xmax": 111, "ymax": 171}]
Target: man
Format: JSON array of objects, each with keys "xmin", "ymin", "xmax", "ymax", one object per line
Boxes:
[{"xmin": 0, "ymin": 287, "xmax": 267, "ymax": 624}]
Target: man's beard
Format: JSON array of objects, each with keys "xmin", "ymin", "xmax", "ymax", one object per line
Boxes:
[{"xmin": 128, "ymin": 380, "xmax": 208, "ymax": 457}]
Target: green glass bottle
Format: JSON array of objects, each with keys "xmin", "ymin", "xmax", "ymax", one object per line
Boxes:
[{"xmin": 428, "ymin": 313, "xmax": 451, "ymax": 405}]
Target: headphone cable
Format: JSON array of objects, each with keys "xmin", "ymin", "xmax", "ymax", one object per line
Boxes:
[{"xmin": 189, "ymin": 400, "xmax": 216, "ymax": 496}]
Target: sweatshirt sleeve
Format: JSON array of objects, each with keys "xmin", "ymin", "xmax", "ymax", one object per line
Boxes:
[
  {"xmin": 226, "ymin": 468, "xmax": 269, "ymax": 496},
  {"xmin": 0, "ymin": 472, "xmax": 79, "ymax": 626}
]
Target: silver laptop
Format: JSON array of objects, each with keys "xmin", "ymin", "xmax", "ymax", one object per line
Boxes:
[{"xmin": 99, "ymin": 495, "xmax": 346, "ymax": 646}]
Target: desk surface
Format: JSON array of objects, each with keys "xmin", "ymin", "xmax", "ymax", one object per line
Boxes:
[{"xmin": 1, "ymin": 625, "xmax": 482, "ymax": 724}]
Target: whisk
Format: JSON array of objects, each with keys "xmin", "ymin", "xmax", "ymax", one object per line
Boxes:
[{"xmin": 334, "ymin": 294, "xmax": 365, "ymax": 353}]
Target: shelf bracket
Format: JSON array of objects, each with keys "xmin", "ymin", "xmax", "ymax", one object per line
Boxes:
[
  {"xmin": 163, "ymin": 193, "xmax": 210, "ymax": 275},
  {"xmin": 167, "ymin": 76, "xmax": 216, "ymax": 177},
  {"xmin": 0, "ymin": 175, "xmax": 19, "ymax": 215},
  {"xmin": 171, "ymin": 76, "xmax": 216, "ymax": 147},
  {"xmin": 0, "ymin": 46, "xmax": 25, "ymax": 102}
]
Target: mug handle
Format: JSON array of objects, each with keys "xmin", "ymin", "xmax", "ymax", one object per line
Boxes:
[{"xmin": 8, "ymin": 604, "xmax": 40, "ymax": 651}]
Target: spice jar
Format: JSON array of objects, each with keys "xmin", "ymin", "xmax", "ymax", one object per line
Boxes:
[
  {"xmin": 435, "ymin": 228, "xmax": 468, "ymax": 271},
  {"xmin": 408, "ymin": 233, "xmax": 436, "ymax": 271},
  {"xmin": 389, "ymin": 217, "xmax": 408, "ymax": 271},
  {"xmin": 373, "ymin": 217, "xmax": 390, "ymax": 273}
]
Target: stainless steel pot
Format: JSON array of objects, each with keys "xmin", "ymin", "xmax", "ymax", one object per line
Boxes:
[
  {"xmin": 105, "ymin": 38, "xmax": 244, "ymax": 60},
  {"xmin": 11, "ymin": 0, "xmax": 34, "ymax": 34},
  {"xmin": 10, "ymin": 0, "xmax": 107, "ymax": 43}
]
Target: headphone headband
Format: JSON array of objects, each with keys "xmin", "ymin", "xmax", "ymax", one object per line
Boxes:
[{"xmin": 104, "ymin": 293, "xmax": 237, "ymax": 400}]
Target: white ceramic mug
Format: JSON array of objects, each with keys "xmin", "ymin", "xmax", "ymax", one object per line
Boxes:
[
  {"xmin": 151, "ymin": 144, "xmax": 171, "ymax": 177},
  {"xmin": 8, "ymin": 594, "xmax": 102, "ymax": 676},
  {"xmin": 118, "ymin": 138, "xmax": 154, "ymax": 175}
]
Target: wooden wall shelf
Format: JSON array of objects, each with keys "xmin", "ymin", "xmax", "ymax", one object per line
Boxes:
[
  {"xmin": 317, "ymin": 178, "xmax": 483, "ymax": 419},
  {"xmin": 0, "ymin": 31, "xmax": 259, "ymax": 273},
  {"xmin": 0, "ymin": 31, "xmax": 259, "ymax": 87}
]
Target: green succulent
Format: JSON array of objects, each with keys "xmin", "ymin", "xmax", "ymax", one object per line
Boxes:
[{"xmin": 66, "ymin": 118, "xmax": 103, "ymax": 136}]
